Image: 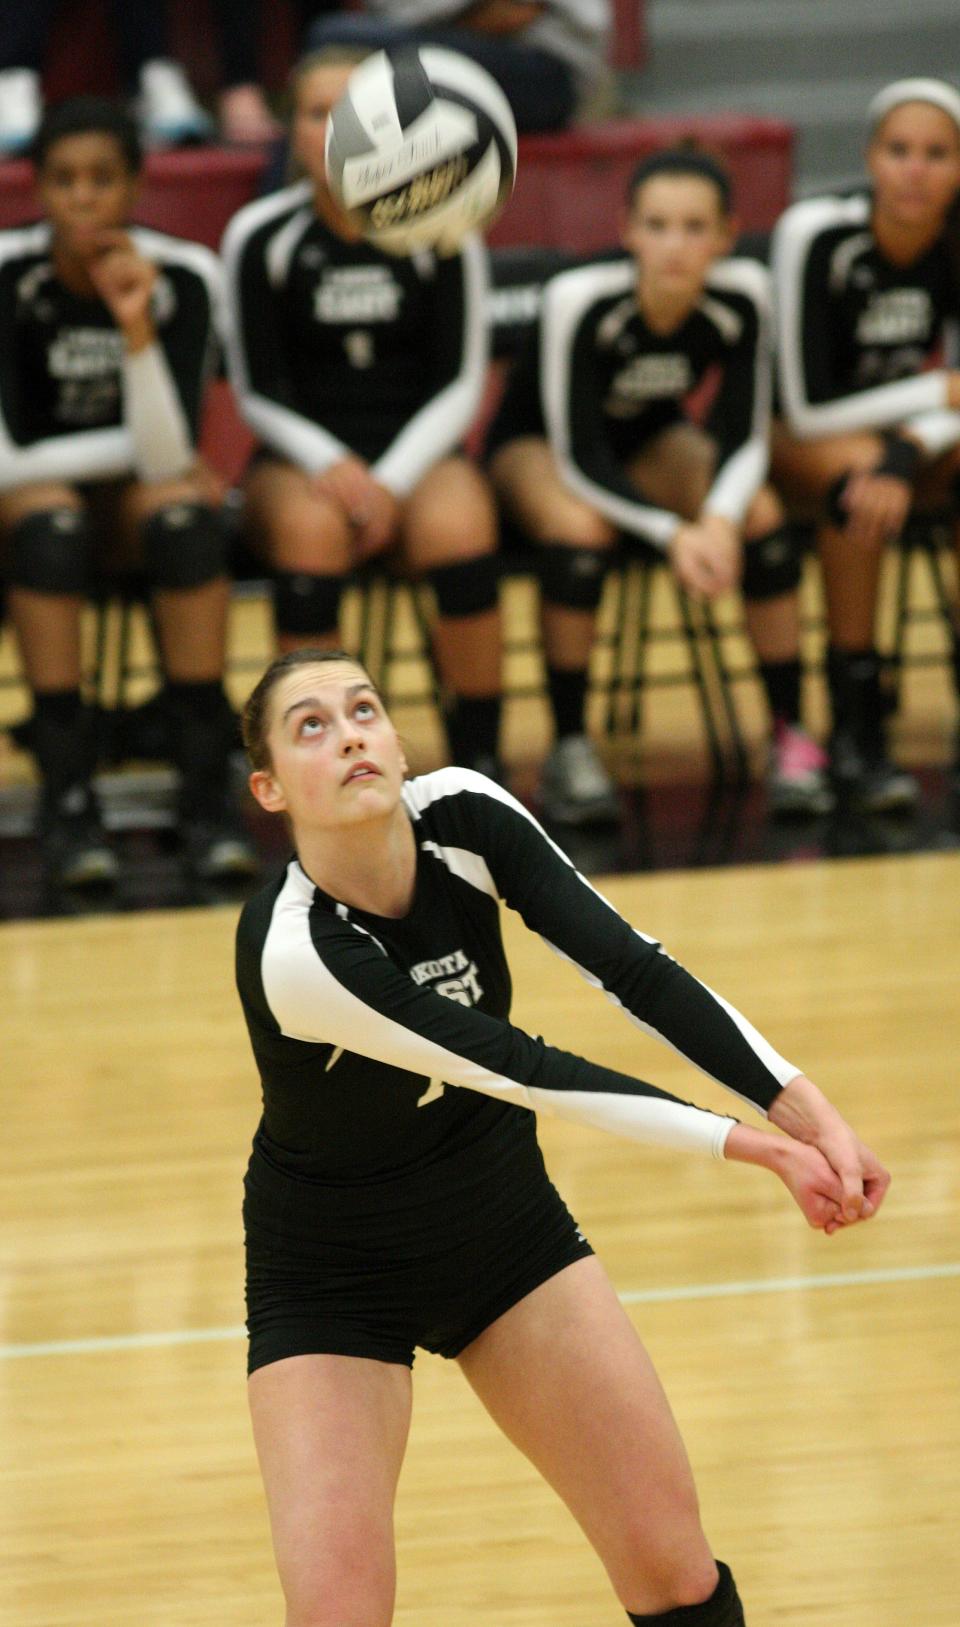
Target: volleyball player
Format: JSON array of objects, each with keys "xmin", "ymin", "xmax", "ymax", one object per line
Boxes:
[
  {"xmin": 0, "ymin": 97, "xmax": 255, "ymax": 886},
  {"xmin": 771, "ymin": 77, "xmax": 960, "ymax": 808},
  {"xmin": 235, "ymin": 646, "xmax": 889, "ymax": 1627},
  {"xmin": 487, "ymin": 150, "xmax": 828, "ymax": 826},
  {"xmin": 221, "ymin": 51, "xmax": 504, "ymax": 780}
]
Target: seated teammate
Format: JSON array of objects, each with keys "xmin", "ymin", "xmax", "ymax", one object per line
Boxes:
[
  {"xmin": 221, "ymin": 49, "xmax": 504, "ymax": 780},
  {"xmin": 771, "ymin": 77, "xmax": 960, "ymax": 808},
  {"xmin": 0, "ymin": 96, "xmax": 255, "ymax": 886},
  {"xmin": 487, "ymin": 149, "xmax": 829, "ymax": 826}
]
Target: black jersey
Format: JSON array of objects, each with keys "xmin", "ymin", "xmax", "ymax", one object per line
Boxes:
[
  {"xmin": 489, "ymin": 256, "xmax": 771, "ymax": 548},
  {"xmin": 0, "ymin": 221, "xmax": 221, "ymax": 490},
  {"xmin": 772, "ymin": 189, "xmax": 960, "ymax": 454},
  {"xmin": 236, "ymin": 770, "xmax": 798, "ymax": 1227},
  {"xmin": 221, "ymin": 181, "xmax": 489, "ymax": 495}
]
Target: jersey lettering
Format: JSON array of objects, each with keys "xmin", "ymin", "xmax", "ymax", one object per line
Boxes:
[
  {"xmin": 314, "ymin": 266, "xmax": 403, "ymax": 324},
  {"xmin": 855, "ymin": 288, "xmax": 932, "ymax": 346}
]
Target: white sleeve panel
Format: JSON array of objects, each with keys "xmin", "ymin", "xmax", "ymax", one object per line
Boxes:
[
  {"xmin": 0, "ymin": 424, "xmax": 134, "ymax": 490},
  {"xmin": 703, "ymin": 259, "xmax": 771, "ymax": 523},
  {"xmin": 899, "ymin": 408, "xmax": 960, "ymax": 457},
  {"xmin": 122, "ymin": 343, "xmax": 195, "ymax": 481},
  {"xmin": 772, "ymin": 196, "xmax": 949, "ymax": 438},
  {"xmin": 372, "ymin": 235, "xmax": 490, "ymax": 496},
  {"xmin": 221, "ymin": 185, "xmax": 352, "ymax": 475},
  {"xmin": 261, "ymin": 911, "xmax": 736, "ymax": 1159}
]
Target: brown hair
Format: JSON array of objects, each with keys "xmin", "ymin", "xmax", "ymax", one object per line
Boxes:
[{"xmin": 241, "ymin": 648, "xmax": 379, "ymax": 772}]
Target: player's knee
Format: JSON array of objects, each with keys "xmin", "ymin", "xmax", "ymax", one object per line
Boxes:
[
  {"xmin": 273, "ymin": 570, "xmax": 344, "ymax": 639},
  {"xmin": 5, "ymin": 507, "xmax": 90, "ymax": 594},
  {"xmin": 742, "ymin": 525, "xmax": 803, "ymax": 602},
  {"xmin": 538, "ymin": 542, "xmax": 610, "ymax": 610},
  {"xmin": 141, "ymin": 503, "xmax": 227, "ymax": 590},
  {"xmin": 428, "ymin": 552, "xmax": 500, "ymax": 618}
]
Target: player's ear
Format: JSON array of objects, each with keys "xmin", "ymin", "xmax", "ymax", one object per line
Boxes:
[
  {"xmin": 249, "ymin": 768, "xmax": 287, "ymax": 815},
  {"xmin": 717, "ymin": 210, "xmax": 739, "ymax": 256}
]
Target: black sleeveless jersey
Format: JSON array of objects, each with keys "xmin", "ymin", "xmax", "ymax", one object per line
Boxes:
[
  {"xmin": 772, "ymin": 188, "xmax": 960, "ymax": 450},
  {"xmin": 236, "ymin": 770, "xmax": 798, "ymax": 1224},
  {"xmin": 221, "ymin": 181, "xmax": 489, "ymax": 494}
]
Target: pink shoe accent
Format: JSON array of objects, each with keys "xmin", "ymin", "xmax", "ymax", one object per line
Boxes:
[{"xmin": 773, "ymin": 722, "xmax": 829, "ymax": 780}]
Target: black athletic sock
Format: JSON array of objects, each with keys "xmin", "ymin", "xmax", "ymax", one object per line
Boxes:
[
  {"xmin": 757, "ymin": 657, "xmax": 802, "ymax": 729},
  {"xmin": 546, "ymin": 664, "xmax": 588, "ymax": 740},
  {"xmin": 444, "ymin": 693, "xmax": 501, "ymax": 767},
  {"xmin": 32, "ymin": 688, "xmax": 92, "ymax": 805},
  {"xmin": 627, "ymin": 1560, "xmax": 744, "ymax": 1625},
  {"xmin": 166, "ymin": 679, "xmax": 233, "ymax": 820}
]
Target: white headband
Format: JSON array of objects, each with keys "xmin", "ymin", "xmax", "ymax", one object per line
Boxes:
[{"xmin": 867, "ymin": 77, "xmax": 960, "ymax": 136}]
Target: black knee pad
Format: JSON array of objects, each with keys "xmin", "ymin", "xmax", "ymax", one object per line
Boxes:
[
  {"xmin": 428, "ymin": 553, "xmax": 501, "ymax": 617},
  {"xmin": 6, "ymin": 508, "xmax": 90, "ymax": 594},
  {"xmin": 141, "ymin": 503, "xmax": 227, "ymax": 591},
  {"xmin": 273, "ymin": 570, "xmax": 343, "ymax": 637},
  {"xmin": 742, "ymin": 526, "xmax": 803, "ymax": 602},
  {"xmin": 538, "ymin": 544, "xmax": 609, "ymax": 611}
]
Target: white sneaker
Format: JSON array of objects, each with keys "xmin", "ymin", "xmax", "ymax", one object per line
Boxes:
[
  {"xmin": 137, "ymin": 59, "xmax": 213, "ymax": 148},
  {"xmin": 540, "ymin": 734, "xmax": 620, "ymax": 827},
  {"xmin": 0, "ymin": 67, "xmax": 42, "ymax": 155}
]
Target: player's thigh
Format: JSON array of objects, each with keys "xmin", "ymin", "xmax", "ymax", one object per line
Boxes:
[
  {"xmin": 248, "ymin": 1352, "xmax": 413, "ymax": 1625},
  {"xmin": 457, "ymin": 1255, "xmax": 713, "ymax": 1598},
  {"xmin": 770, "ymin": 421, "xmax": 885, "ymax": 508},
  {"xmin": 625, "ymin": 421, "xmax": 717, "ymax": 519},
  {"xmin": 398, "ymin": 454, "xmax": 497, "ymax": 571},
  {"xmin": 0, "ymin": 481, "xmax": 82, "ymax": 533},
  {"xmin": 243, "ymin": 457, "xmax": 354, "ymax": 573},
  {"xmin": 490, "ymin": 437, "xmax": 616, "ymax": 547}
]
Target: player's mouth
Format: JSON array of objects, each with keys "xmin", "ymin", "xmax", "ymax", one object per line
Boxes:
[{"xmin": 343, "ymin": 760, "xmax": 381, "ymax": 785}]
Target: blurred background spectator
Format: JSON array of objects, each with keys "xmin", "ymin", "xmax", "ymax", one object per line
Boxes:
[
  {"xmin": 305, "ymin": 0, "xmax": 613, "ymax": 135},
  {"xmin": 0, "ymin": 0, "xmax": 212, "ymax": 154}
]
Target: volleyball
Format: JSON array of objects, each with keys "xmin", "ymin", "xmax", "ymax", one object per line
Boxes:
[{"xmin": 325, "ymin": 46, "xmax": 518, "ymax": 256}]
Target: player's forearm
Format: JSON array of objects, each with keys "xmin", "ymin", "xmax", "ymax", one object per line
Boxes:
[{"xmin": 723, "ymin": 1120, "xmax": 788, "ymax": 1172}]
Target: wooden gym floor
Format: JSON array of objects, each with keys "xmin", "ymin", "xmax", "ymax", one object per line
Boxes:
[{"xmin": 1, "ymin": 853, "xmax": 958, "ymax": 1625}]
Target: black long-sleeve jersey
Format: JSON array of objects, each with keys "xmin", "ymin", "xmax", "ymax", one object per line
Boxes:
[
  {"xmin": 0, "ymin": 221, "xmax": 221, "ymax": 489},
  {"xmin": 772, "ymin": 188, "xmax": 960, "ymax": 455},
  {"xmin": 236, "ymin": 770, "xmax": 798, "ymax": 1227},
  {"xmin": 488, "ymin": 255, "xmax": 771, "ymax": 549},
  {"xmin": 220, "ymin": 180, "xmax": 489, "ymax": 497}
]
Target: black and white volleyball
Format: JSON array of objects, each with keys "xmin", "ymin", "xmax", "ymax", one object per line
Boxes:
[{"xmin": 325, "ymin": 46, "xmax": 518, "ymax": 255}]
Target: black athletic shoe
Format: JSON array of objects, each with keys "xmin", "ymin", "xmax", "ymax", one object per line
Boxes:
[
  {"xmin": 181, "ymin": 815, "xmax": 259, "ymax": 881},
  {"xmin": 40, "ymin": 788, "xmax": 119, "ymax": 888},
  {"xmin": 829, "ymin": 730, "xmax": 919, "ymax": 813}
]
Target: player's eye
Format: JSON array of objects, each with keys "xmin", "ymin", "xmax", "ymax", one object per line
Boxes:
[
  {"xmin": 299, "ymin": 714, "xmax": 325, "ymax": 736},
  {"xmin": 354, "ymin": 699, "xmax": 377, "ymax": 720}
]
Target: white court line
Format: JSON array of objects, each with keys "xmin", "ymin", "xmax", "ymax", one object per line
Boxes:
[{"xmin": 2, "ymin": 1261, "xmax": 958, "ymax": 1362}]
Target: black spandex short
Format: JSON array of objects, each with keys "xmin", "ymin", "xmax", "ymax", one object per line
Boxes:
[{"xmin": 244, "ymin": 1153, "xmax": 593, "ymax": 1374}]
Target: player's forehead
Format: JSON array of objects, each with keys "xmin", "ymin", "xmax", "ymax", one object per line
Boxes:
[
  {"xmin": 632, "ymin": 172, "xmax": 723, "ymax": 217},
  {"xmin": 872, "ymin": 100, "xmax": 960, "ymax": 147},
  {"xmin": 296, "ymin": 63, "xmax": 355, "ymax": 115},
  {"xmin": 41, "ymin": 129, "xmax": 130, "ymax": 172},
  {"xmin": 270, "ymin": 660, "xmax": 378, "ymax": 722}
]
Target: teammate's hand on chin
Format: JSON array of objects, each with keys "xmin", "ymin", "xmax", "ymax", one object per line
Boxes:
[
  {"xmin": 87, "ymin": 231, "xmax": 158, "ymax": 340},
  {"xmin": 669, "ymin": 516, "xmax": 741, "ymax": 598}
]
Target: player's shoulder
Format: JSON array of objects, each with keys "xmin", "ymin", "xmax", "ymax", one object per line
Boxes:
[
  {"xmin": 129, "ymin": 224, "xmax": 220, "ymax": 284},
  {"xmin": 221, "ymin": 180, "xmax": 315, "ymax": 260},
  {"xmin": 403, "ymin": 765, "xmax": 528, "ymax": 821},
  {"xmin": 705, "ymin": 254, "xmax": 771, "ymax": 308},
  {"xmin": 0, "ymin": 219, "xmax": 51, "ymax": 272},
  {"xmin": 773, "ymin": 189, "xmax": 871, "ymax": 255},
  {"xmin": 541, "ymin": 256, "xmax": 634, "ymax": 327}
]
